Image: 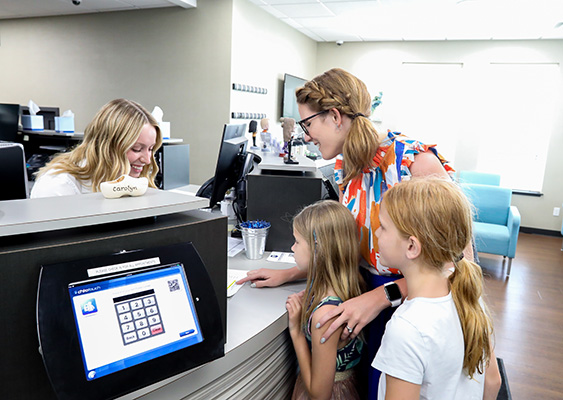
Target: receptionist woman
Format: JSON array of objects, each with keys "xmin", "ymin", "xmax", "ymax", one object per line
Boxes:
[{"xmin": 30, "ymin": 98, "xmax": 162, "ymax": 198}]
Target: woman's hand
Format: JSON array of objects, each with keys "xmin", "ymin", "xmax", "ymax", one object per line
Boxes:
[
  {"xmin": 286, "ymin": 291, "xmax": 305, "ymax": 337},
  {"xmin": 316, "ymin": 287, "xmax": 388, "ymax": 342},
  {"xmin": 236, "ymin": 266, "xmax": 306, "ymax": 288}
]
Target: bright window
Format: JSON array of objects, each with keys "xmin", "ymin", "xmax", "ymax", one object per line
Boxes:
[{"xmin": 475, "ymin": 63, "xmax": 560, "ymax": 192}]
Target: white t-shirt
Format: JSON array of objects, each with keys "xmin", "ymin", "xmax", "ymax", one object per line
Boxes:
[
  {"xmin": 31, "ymin": 169, "xmax": 92, "ymax": 198},
  {"xmin": 372, "ymin": 293, "xmax": 485, "ymax": 400}
]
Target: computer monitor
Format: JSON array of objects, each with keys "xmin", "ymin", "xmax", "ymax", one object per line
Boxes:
[
  {"xmin": 196, "ymin": 123, "xmax": 262, "ymax": 221},
  {"xmin": 21, "ymin": 105, "xmax": 60, "ymax": 130},
  {"xmin": 196, "ymin": 124, "xmax": 247, "ymax": 207},
  {"xmin": 0, "ymin": 103, "xmax": 21, "ymax": 142},
  {"xmin": 0, "ymin": 143, "xmax": 29, "ymax": 200}
]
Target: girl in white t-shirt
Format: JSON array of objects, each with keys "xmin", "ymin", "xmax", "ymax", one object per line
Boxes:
[{"xmin": 373, "ymin": 178, "xmax": 499, "ymax": 400}]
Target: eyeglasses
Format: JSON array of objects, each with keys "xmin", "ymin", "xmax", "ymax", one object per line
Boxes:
[{"xmin": 297, "ymin": 110, "xmax": 329, "ymax": 136}]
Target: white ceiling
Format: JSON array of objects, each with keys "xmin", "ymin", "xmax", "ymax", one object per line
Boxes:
[
  {"xmin": 0, "ymin": 0, "xmax": 562, "ymax": 42},
  {"xmin": 0, "ymin": 0, "xmax": 195, "ymax": 20},
  {"xmin": 248, "ymin": 0, "xmax": 563, "ymax": 42}
]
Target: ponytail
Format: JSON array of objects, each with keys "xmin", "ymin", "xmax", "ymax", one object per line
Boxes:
[
  {"xmin": 449, "ymin": 258, "xmax": 493, "ymax": 378},
  {"xmin": 342, "ymin": 115, "xmax": 380, "ymax": 185}
]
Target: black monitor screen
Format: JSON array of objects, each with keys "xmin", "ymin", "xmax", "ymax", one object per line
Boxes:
[
  {"xmin": 0, "ymin": 103, "xmax": 20, "ymax": 142},
  {"xmin": 208, "ymin": 123, "xmax": 248, "ymax": 207},
  {"xmin": 282, "ymin": 73, "xmax": 307, "ymax": 122},
  {"xmin": 68, "ymin": 262, "xmax": 203, "ymax": 381},
  {"xmin": 0, "ymin": 143, "xmax": 29, "ymax": 200}
]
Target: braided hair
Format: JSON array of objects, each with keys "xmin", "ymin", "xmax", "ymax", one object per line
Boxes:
[{"xmin": 296, "ymin": 68, "xmax": 380, "ymax": 185}]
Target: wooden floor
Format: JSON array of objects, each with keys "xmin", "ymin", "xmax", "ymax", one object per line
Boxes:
[{"xmin": 480, "ymin": 232, "xmax": 563, "ymax": 400}]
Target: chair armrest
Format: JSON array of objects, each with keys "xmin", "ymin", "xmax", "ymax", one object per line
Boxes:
[{"xmin": 507, "ymin": 206, "xmax": 521, "ymax": 258}]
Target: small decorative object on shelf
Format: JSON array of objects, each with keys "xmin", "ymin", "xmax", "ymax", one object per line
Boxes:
[
  {"xmin": 371, "ymin": 91, "xmax": 383, "ymax": 122},
  {"xmin": 233, "ymin": 83, "xmax": 268, "ymax": 94},
  {"xmin": 231, "ymin": 112, "xmax": 267, "ymax": 120},
  {"xmin": 232, "ymin": 83, "xmax": 268, "ymax": 94},
  {"xmin": 371, "ymin": 91, "xmax": 383, "ymax": 114}
]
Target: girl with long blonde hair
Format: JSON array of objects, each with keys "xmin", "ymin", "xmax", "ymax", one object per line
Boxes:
[
  {"xmin": 286, "ymin": 200, "xmax": 365, "ymax": 400},
  {"xmin": 31, "ymin": 98, "xmax": 162, "ymax": 198},
  {"xmin": 373, "ymin": 178, "xmax": 496, "ymax": 399}
]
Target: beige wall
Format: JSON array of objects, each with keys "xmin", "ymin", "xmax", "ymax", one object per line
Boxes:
[
  {"xmin": 0, "ymin": 2, "xmax": 233, "ymax": 185},
  {"xmin": 316, "ymin": 40, "xmax": 563, "ymax": 232}
]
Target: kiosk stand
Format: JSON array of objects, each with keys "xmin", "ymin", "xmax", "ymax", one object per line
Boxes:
[{"xmin": 37, "ymin": 243, "xmax": 224, "ymax": 400}]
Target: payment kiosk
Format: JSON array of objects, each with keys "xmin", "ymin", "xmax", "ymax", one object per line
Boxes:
[{"xmin": 37, "ymin": 243, "xmax": 224, "ymax": 400}]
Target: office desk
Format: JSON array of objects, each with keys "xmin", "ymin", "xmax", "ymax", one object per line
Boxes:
[
  {"xmin": 22, "ymin": 129, "xmax": 84, "ymax": 138},
  {"xmin": 121, "ymin": 252, "xmax": 305, "ymax": 400},
  {"xmin": 18, "ymin": 129, "xmax": 84, "ymax": 159}
]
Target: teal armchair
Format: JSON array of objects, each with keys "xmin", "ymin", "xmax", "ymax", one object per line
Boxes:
[
  {"xmin": 458, "ymin": 171, "xmax": 501, "ymax": 186},
  {"xmin": 461, "ymin": 183, "xmax": 521, "ymax": 275}
]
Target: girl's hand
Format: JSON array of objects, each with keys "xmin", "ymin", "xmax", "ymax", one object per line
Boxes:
[
  {"xmin": 286, "ymin": 291, "xmax": 304, "ymax": 337},
  {"xmin": 236, "ymin": 266, "xmax": 306, "ymax": 288}
]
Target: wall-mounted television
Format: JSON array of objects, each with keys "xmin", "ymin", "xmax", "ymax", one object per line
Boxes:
[{"xmin": 281, "ymin": 73, "xmax": 307, "ymax": 122}]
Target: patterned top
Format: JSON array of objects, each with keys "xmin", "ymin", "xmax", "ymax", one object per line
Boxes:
[
  {"xmin": 335, "ymin": 132, "xmax": 454, "ymax": 275},
  {"xmin": 306, "ymin": 296, "xmax": 364, "ymax": 372}
]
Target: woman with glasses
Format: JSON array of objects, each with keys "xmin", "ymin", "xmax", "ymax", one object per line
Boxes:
[
  {"xmin": 237, "ymin": 68, "xmax": 490, "ymax": 398},
  {"xmin": 31, "ymin": 98, "xmax": 162, "ymax": 198}
]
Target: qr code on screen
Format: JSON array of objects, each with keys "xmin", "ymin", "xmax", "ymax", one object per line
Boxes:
[{"xmin": 168, "ymin": 279, "xmax": 180, "ymax": 292}]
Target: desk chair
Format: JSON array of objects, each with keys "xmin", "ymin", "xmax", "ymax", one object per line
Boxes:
[{"xmin": 0, "ymin": 143, "xmax": 29, "ymax": 200}]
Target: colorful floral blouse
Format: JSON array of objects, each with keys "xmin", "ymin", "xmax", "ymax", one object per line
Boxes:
[
  {"xmin": 335, "ymin": 132, "xmax": 455, "ymax": 275},
  {"xmin": 306, "ymin": 296, "xmax": 364, "ymax": 372}
]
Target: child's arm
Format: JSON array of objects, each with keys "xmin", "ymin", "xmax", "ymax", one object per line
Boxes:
[
  {"xmin": 385, "ymin": 375, "xmax": 421, "ymax": 400},
  {"xmin": 237, "ymin": 266, "xmax": 306, "ymax": 287},
  {"xmin": 306, "ymin": 306, "xmax": 343, "ymax": 400},
  {"xmin": 483, "ymin": 346, "xmax": 501, "ymax": 400},
  {"xmin": 287, "ymin": 296, "xmax": 342, "ymax": 400}
]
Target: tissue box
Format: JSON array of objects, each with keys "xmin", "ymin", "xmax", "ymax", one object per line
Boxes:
[
  {"xmin": 55, "ymin": 116, "xmax": 75, "ymax": 133},
  {"xmin": 159, "ymin": 121, "xmax": 170, "ymax": 139},
  {"xmin": 22, "ymin": 115, "xmax": 44, "ymax": 131}
]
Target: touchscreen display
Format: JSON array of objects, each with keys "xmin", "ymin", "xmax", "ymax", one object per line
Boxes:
[{"xmin": 68, "ymin": 263, "xmax": 203, "ymax": 381}]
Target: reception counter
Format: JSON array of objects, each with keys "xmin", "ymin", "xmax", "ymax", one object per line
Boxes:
[{"xmin": 0, "ymin": 188, "xmax": 303, "ymax": 399}]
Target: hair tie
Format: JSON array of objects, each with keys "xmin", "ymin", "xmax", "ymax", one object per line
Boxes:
[
  {"xmin": 455, "ymin": 253, "xmax": 464, "ymax": 262},
  {"xmin": 352, "ymin": 113, "xmax": 366, "ymax": 120}
]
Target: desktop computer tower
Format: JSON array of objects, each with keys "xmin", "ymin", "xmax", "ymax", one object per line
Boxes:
[
  {"xmin": 155, "ymin": 144, "xmax": 190, "ymax": 189},
  {"xmin": 246, "ymin": 168, "xmax": 323, "ymax": 252}
]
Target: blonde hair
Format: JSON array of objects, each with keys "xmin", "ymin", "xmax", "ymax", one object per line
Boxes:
[
  {"xmin": 383, "ymin": 178, "xmax": 493, "ymax": 378},
  {"xmin": 296, "ymin": 68, "xmax": 380, "ymax": 185},
  {"xmin": 293, "ymin": 200, "xmax": 364, "ymax": 329},
  {"xmin": 36, "ymin": 98, "xmax": 162, "ymax": 191}
]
